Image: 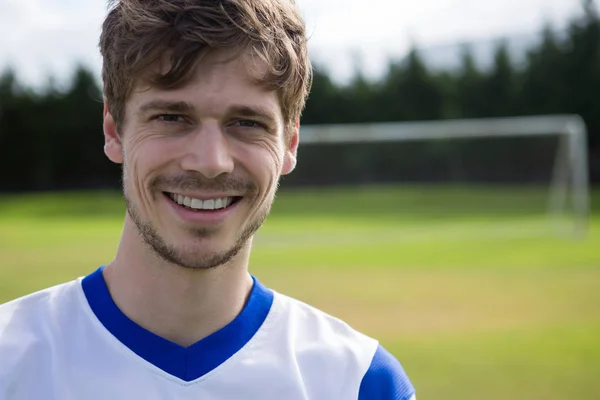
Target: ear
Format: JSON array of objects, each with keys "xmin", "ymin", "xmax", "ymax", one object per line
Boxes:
[
  {"xmin": 103, "ymin": 100, "xmax": 124, "ymax": 164},
  {"xmin": 281, "ymin": 119, "xmax": 300, "ymax": 175}
]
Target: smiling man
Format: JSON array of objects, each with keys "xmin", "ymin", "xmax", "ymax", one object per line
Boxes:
[{"xmin": 0, "ymin": 1, "xmax": 416, "ymax": 399}]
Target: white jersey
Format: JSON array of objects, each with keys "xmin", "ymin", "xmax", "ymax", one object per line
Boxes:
[{"xmin": 0, "ymin": 267, "xmax": 416, "ymax": 400}]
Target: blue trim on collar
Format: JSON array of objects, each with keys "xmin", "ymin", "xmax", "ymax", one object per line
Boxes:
[{"xmin": 82, "ymin": 266, "xmax": 274, "ymax": 382}]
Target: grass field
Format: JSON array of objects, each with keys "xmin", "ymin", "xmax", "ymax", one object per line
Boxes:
[{"xmin": 1, "ymin": 185, "xmax": 599, "ymax": 399}]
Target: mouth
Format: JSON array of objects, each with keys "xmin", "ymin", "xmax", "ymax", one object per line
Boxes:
[{"xmin": 163, "ymin": 192, "xmax": 242, "ymax": 212}]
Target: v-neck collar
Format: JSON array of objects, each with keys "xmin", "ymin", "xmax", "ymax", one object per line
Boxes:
[{"xmin": 81, "ymin": 266, "xmax": 274, "ymax": 382}]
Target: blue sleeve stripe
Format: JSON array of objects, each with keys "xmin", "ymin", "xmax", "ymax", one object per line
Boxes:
[{"xmin": 358, "ymin": 344, "xmax": 416, "ymax": 400}]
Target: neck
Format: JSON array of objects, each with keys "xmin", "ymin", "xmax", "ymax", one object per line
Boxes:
[{"xmin": 102, "ymin": 217, "xmax": 254, "ymax": 347}]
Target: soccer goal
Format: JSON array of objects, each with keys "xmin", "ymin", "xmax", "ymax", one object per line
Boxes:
[{"xmin": 297, "ymin": 115, "xmax": 589, "ymax": 239}]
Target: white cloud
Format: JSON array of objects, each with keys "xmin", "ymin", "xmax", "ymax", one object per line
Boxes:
[
  {"xmin": 0, "ymin": 0, "xmax": 587, "ymax": 87},
  {"xmin": 0, "ymin": 0, "xmax": 106, "ymax": 88},
  {"xmin": 297, "ymin": 0, "xmax": 583, "ymax": 80}
]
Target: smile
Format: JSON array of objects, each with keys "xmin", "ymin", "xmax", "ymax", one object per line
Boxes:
[{"xmin": 165, "ymin": 192, "xmax": 241, "ymax": 211}]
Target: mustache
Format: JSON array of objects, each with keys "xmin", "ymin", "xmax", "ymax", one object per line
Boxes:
[{"xmin": 151, "ymin": 173, "xmax": 256, "ymax": 194}]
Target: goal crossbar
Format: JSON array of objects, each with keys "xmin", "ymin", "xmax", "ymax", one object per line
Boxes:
[
  {"xmin": 299, "ymin": 115, "xmax": 590, "ymax": 238},
  {"xmin": 299, "ymin": 115, "xmax": 586, "ymax": 144}
]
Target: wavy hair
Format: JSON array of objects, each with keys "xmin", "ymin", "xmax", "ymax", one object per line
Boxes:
[{"xmin": 100, "ymin": 0, "xmax": 312, "ymax": 137}]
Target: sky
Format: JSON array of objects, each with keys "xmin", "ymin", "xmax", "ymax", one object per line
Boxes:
[{"xmin": 0, "ymin": 0, "xmax": 589, "ymax": 88}]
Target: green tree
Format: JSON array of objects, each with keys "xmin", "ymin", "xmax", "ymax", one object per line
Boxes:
[
  {"xmin": 378, "ymin": 47, "xmax": 445, "ymax": 122},
  {"xmin": 455, "ymin": 45, "xmax": 485, "ymax": 118},
  {"xmin": 520, "ymin": 23, "xmax": 567, "ymax": 115},
  {"xmin": 483, "ymin": 41, "xmax": 519, "ymax": 117},
  {"xmin": 0, "ymin": 69, "xmax": 37, "ymax": 190},
  {"xmin": 563, "ymin": 0, "xmax": 600, "ymax": 146},
  {"xmin": 302, "ymin": 66, "xmax": 344, "ymax": 124},
  {"xmin": 55, "ymin": 66, "xmax": 109, "ymax": 189}
]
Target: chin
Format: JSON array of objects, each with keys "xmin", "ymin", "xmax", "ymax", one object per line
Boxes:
[
  {"xmin": 169, "ymin": 246, "xmax": 245, "ymax": 270},
  {"xmin": 152, "ymin": 230, "xmax": 249, "ymax": 270},
  {"xmin": 131, "ymin": 198, "xmax": 260, "ymax": 270}
]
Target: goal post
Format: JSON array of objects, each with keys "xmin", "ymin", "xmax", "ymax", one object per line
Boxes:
[{"xmin": 298, "ymin": 115, "xmax": 590, "ymax": 238}]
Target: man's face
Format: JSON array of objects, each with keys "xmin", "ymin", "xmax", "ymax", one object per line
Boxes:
[{"xmin": 103, "ymin": 50, "xmax": 299, "ymax": 269}]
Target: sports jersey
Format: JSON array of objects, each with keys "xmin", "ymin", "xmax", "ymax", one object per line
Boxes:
[{"xmin": 0, "ymin": 266, "xmax": 416, "ymax": 399}]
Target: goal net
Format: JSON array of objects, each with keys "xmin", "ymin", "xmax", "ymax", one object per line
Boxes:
[{"xmin": 291, "ymin": 115, "xmax": 589, "ymax": 239}]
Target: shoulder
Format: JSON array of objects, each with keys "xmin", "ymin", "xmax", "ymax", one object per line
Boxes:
[
  {"xmin": 0, "ymin": 280, "xmax": 82, "ymax": 367},
  {"xmin": 272, "ymin": 291, "xmax": 379, "ymax": 355},
  {"xmin": 269, "ymin": 292, "xmax": 416, "ymax": 399},
  {"xmin": 0, "ymin": 279, "xmax": 81, "ymax": 328},
  {"xmin": 358, "ymin": 344, "xmax": 416, "ymax": 400}
]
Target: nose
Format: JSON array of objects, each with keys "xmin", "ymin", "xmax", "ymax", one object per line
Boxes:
[{"xmin": 179, "ymin": 124, "xmax": 235, "ymax": 179}]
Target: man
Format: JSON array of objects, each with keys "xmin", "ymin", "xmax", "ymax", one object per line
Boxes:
[{"xmin": 0, "ymin": 1, "xmax": 416, "ymax": 399}]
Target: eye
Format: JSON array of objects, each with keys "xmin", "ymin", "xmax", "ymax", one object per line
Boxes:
[
  {"xmin": 156, "ymin": 114, "xmax": 186, "ymax": 123},
  {"xmin": 234, "ymin": 119, "xmax": 265, "ymax": 129}
]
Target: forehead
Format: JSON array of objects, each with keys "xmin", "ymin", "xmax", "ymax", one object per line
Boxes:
[{"xmin": 128, "ymin": 49, "xmax": 281, "ymax": 116}]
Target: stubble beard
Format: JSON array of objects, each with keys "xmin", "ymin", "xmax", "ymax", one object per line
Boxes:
[{"xmin": 122, "ymin": 173, "xmax": 273, "ymax": 270}]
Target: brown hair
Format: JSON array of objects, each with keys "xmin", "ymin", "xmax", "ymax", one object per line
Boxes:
[{"xmin": 99, "ymin": 0, "xmax": 312, "ymax": 137}]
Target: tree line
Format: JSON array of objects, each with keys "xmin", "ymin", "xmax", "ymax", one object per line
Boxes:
[{"xmin": 1, "ymin": 1, "xmax": 599, "ymax": 192}]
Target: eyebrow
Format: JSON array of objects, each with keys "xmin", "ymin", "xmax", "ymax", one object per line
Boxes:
[
  {"xmin": 136, "ymin": 101, "xmax": 278, "ymax": 124},
  {"xmin": 137, "ymin": 100, "xmax": 195, "ymax": 117}
]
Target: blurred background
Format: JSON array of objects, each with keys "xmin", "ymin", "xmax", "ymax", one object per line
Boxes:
[{"xmin": 1, "ymin": 0, "xmax": 599, "ymax": 399}]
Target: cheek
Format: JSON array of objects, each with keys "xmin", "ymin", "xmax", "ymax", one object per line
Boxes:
[
  {"xmin": 233, "ymin": 141, "xmax": 280, "ymax": 207},
  {"xmin": 122, "ymin": 153, "xmax": 152, "ymax": 212},
  {"xmin": 126, "ymin": 131, "xmax": 168, "ymax": 162},
  {"xmin": 260, "ymin": 138, "xmax": 286, "ymax": 173},
  {"xmin": 123, "ymin": 134, "xmax": 173, "ymax": 203},
  {"xmin": 254, "ymin": 142, "xmax": 286, "ymax": 203},
  {"xmin": 236, "ymin": 136, "xmax": 284, "ymax": 175}
]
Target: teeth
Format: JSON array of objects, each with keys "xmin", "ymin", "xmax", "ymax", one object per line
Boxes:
[
  {"xmin": 204, "ymin": 199, "xmax": 215, "ymax": 210},
  {"xmin": 170, "ymin": 194, "xmax": 234, "ymax": 211},
  {"xmin": 191, "ymin": 198, "xmax": 203, "ymax": 209}
]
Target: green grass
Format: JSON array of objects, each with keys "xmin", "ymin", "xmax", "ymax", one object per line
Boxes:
[{"xmin": 1, "ymin": 185, "xmax": 599, "ymax": 399}]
